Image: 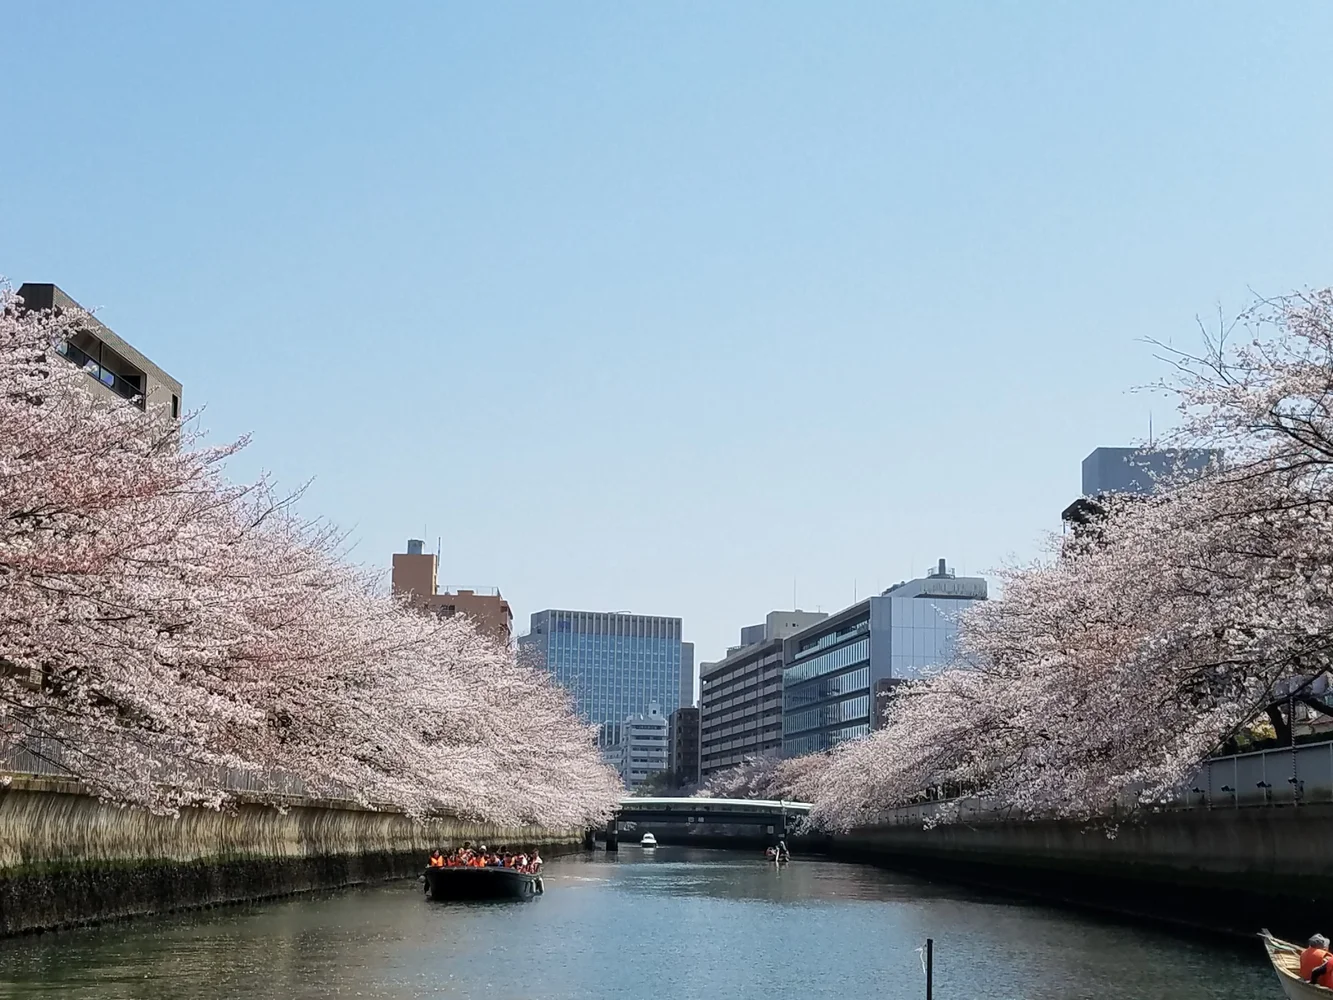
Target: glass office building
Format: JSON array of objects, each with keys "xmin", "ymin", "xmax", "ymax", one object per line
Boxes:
[
  {"xmin": 781, "ymin": 560, "xmax": 987, "ymax": 757},
  {"xmin": 520, "ymin": 610, "xmax": 684, "ymax": 747}
]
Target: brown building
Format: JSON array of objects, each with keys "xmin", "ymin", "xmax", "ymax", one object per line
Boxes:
[
  {"xmin": 668, "ymin": 706, "xmax": 700, "ymax": 788},
  {"xmin": 390, "ymin": 539, "xmax": 513, "ymax": 643},
  {"xmin": 19, "ymin": 283, "xmax": 182, "ymax": 421}
]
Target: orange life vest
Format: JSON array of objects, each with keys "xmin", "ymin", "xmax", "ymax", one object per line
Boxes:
[
  {"xmin": 428, "ymin": 854, "xmax": 445, "ymax": 868},
  {"xmin": 1301, "ymin": 947, "xmax": 1330, "ymax": 982}
]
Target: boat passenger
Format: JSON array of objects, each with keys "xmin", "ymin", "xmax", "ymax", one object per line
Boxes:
[
  {"xmin": 1302, "ymin": 934, "xmax": 1332, "ymax": 984},
  {"xmin": 427, "ymin": 850, "xmax": 445, "ymax": 868},
  {"xmin": 529, "ymin": 850, "xmax": 543, "ymax": 873}
]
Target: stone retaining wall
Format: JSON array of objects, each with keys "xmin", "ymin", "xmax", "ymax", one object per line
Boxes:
[
  {"xmin": 833, "ymin": 803, "xmax": 1333, "ymax": 938},
  {"xmin": 0, "ymin": 777, "xmax": 581, "ymax": 936}
]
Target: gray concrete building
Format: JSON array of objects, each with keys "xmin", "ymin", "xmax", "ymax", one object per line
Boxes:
[
  {"xmin": 19, "ymin": 283, "xmax": 181, "ymax": 421},
  {"xmin": 738, "ymin": 610, "xmax": 830, "ymax": 649},
  {"xmin": 700, "ymin": 610, "xmax": 828, "ymax": 780},
  {"xmin": 680, "ymin": 641, "xmax": 695, "ymax": 709}
]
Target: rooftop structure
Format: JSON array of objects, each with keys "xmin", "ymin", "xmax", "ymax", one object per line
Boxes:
[{"xmin": 390, "ymin": 538, "xmax": 513, "ymax": 643}]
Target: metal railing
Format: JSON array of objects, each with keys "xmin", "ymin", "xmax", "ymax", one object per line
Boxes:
[
  {"xmin": 56, "ymin": 340, "xmax": 145, "ymax": 408},
  {"xmin": 874, "ymin": 739, "xmax": 1333, "ymax": 828},
  {"xmin": 0, "ymin": 735, "xmax": 359, "ymax": 804}
]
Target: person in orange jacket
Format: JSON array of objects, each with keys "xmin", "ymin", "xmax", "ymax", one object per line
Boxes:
[
  {"xmin": 427, "ymin": 849, "xmax": 445, "ymax": 868},
  {"xmin": 1301, "ymin": 934, "xmax": 1331, "ymax": 984}
]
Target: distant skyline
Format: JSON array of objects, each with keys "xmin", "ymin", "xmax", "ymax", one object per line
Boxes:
[{"xmin": 6, "ymin": 3, "xmax": 1333, "ymax": 665}]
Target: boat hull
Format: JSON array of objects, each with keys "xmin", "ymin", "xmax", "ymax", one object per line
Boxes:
[
  {"xmin": 424, "ymin": 867, "xmax": 542, "ymax": 902},
  {"xmin": 1262, "ymin": 930, "xmax": 1333, "ymax": 999}
]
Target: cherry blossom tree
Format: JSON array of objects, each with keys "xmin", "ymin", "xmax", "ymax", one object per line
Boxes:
[
  {"xmin": 0, "ymin": 284, "xmax": 620, "ymax": 827},
  {"xmin": 699, "ymin": 751, "xmax": 830, "ymax": 803},
  {"xmin": 808, "ymin": 289, "xmax": 1333, "ymax": 831}
]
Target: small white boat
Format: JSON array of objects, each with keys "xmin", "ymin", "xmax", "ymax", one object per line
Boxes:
[
  {"xmin": 1261, "ymin": 929, "xmax": 1333, "ymax": 998},
  {"xmin": 640, "ymin": 832, "xmax": 657, "ymax": 847}
]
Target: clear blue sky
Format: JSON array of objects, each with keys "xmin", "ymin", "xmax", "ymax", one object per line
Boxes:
[{"xmin": 6, "ymin": 3, "xmax": 1333, "ymax": 670}]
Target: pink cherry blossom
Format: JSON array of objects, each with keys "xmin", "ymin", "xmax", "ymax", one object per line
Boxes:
[
  {"xmin": 0, "ymin": 284, "xmax": 621, "ymax": 827},
  {"xmin": 799, "ymin": 290, "xmax": 1333, "ymax": 831}
]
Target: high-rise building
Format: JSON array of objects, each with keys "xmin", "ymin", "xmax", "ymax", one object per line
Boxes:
[
  {"xmin": 390, "ymin": 539, "xmax": 513, "ymax": 643},
  {"xmin": 668, "ymin": 706, "xmax": 700, "ymax": 787},
  {"xmin": 781, "ymin": 560, "xmax": 987, "ymax": 757},
  {"xmin": 520, "ymin": 610, "xmax": 684, "ymax": 747},
  {"xmin": 617, "ymin": 702, "xmax": 669, "ymax": 788},
  {"xmin": 20, "ymin": 282, "xmax": 182, "ymax": 421},
  {"xmin": 680, "ymin": 641, "xmax": 696, "ymax": 709},
  {"xmin": 699, "ymin": 610, "xmax": 828, "ymax": 780},
  {"xmin": 1080, "ymin": 446, "xmax": 1221, "ymax": 497}
]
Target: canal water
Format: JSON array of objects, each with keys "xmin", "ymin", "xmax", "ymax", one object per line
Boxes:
[{"xmin": 0, "ymin": 847, "xmax": 1275, "ymax": 999}]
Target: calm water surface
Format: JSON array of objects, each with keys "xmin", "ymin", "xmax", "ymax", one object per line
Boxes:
[{"xmin": 0, "ymin": 847, "xmax": 1276, "ymax": 999}]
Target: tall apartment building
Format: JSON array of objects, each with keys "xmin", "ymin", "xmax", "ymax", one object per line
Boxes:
[
  {"xmin": 390, "ymin": 539, "xmax": 513, "ymax": 643},
  {"xmin": 617, "ymin": 702, "xmax": 669, "ymax": 788},
  {"xmin": 20, "ymin": 282, "xmax": 181, "ymax": 421},
  {"xmin": 699, "ymin": 610, "xmax": 828, "ymax": 780},
  {"xmin": 520, "ymin": 610, "xmax": 684, "ymax": 747},
  {"xmin": 668, "ymin": 706, "xmax": 700, "ymax": 787},
  {"xmin": 781, "ymin": 560, "xmax": 987, "ymax": 757}
]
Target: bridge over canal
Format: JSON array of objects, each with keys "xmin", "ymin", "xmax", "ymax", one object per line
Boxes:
[{"xmin": 598, "ymin": 796, "xmax": 812, "ymax": 850}]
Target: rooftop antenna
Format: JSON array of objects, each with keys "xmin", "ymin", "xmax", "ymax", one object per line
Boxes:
[
  {"xmin": 1149, "ymin": 410, "xmax": 1154, "ymax": 447},
  {"xmin": 793, "ymin": 575, "xmax": 797, "ymax": 611},
  {"xmin": 854, "ymin": 578, "xmax": 858, "ymax": 602}
]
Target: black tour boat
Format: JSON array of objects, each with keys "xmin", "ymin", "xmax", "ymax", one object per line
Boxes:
[{"xmin": 423, "ymin": 866, "xmax": 543, "ymax": 901}]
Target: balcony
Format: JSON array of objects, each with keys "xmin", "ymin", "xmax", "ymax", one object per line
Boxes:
[{"xmin": 56, "ymin": 339, "xmax": 144, "ymax": 409}]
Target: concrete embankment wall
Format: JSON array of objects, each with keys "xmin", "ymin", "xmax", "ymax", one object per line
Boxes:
[
  {"xmin": 0, "ymin": 777, "xmax": 580, "ymax": 937},
  {"xmin": 833, "ymin": 804, "xmax": 1333, "ymax": 938}
]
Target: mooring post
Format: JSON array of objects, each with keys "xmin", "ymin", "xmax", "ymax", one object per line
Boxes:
[{"xmin": 926, "ymin": 938, "xmax": 933, "ymax": 1000}]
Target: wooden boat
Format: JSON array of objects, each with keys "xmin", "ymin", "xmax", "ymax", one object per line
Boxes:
[
  {"xmin": 1261, "ymin": 930, "xmax": 1333, "ymax": 998},
  {"xmin": 423, "ymin": 866, "xmax": 543, "ymax": 902}
]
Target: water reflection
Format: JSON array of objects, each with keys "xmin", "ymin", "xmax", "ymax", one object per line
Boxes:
[{"xmin": 0, "ymin": 846, "xmax": 1274, "ymax": 999}]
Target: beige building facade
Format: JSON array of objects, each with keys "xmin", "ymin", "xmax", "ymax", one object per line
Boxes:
[{"xmin": 391, "ymin": 539, "xmax": 513, "ymax": 644}]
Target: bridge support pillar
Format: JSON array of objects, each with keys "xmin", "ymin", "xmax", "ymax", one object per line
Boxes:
[
  {"xmin": 583, "ymin": 828, "xmax": 596, "ymax": 850},
  {"xmin": 605, "ymin": 821, "xmax": 618, "ymax": 852}
]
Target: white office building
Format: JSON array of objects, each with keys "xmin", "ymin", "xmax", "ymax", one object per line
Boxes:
[{"xmin": 617, "ymin": 702, "xmax": 669, "ymax": 788}]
